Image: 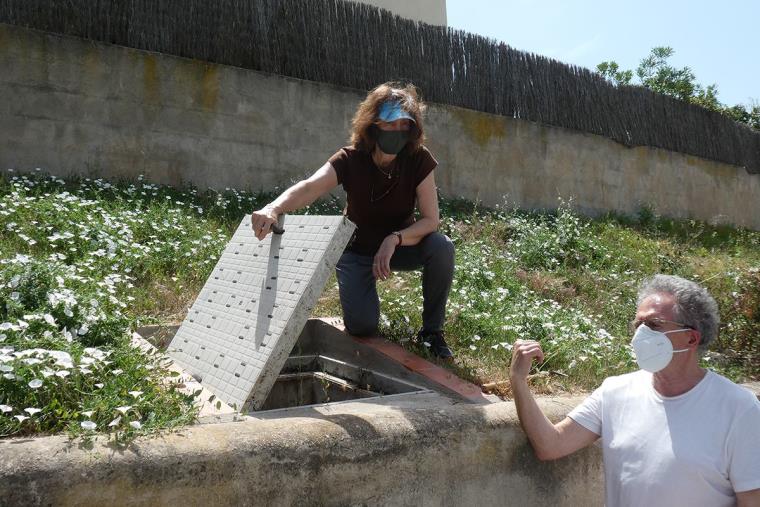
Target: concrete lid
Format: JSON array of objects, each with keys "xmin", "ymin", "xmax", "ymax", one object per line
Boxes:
[{"xmin": 167, "ymin": 215, "xmax": 355, "ymax": 411}]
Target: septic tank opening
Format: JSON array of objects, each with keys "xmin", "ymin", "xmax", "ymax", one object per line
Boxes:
[{"xmin": 259, "ymin": 353, "xmax": 425, "ymax": 410}]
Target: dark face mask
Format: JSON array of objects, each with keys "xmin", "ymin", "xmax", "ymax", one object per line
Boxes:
[{"xmin": 375, "ymin": 128, "xmax": 409, "ymax": 155}]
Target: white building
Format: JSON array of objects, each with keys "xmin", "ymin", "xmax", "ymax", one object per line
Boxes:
[{"xmin": 350, "ymin": 0, "xmax": 447, "ymax": 26}]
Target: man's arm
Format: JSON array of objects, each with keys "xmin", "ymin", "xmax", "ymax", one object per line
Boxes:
[
  {"xmin": 510, "ymin": 339, "xmax": 599, "ymax": 461},
  {"xmin": 737, "ymin": 489, "xmax": 760, "ymax": 507}
]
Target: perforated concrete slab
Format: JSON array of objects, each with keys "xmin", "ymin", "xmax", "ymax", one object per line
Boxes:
[{"xmin": 168, "ymin": 215, "xmax": 355, "ymax": 411}]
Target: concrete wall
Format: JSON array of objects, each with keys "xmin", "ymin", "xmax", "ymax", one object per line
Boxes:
[
  {"xmin": 0, "ymin": 395, "xmax": 604, "ymax": 506},
  {"xmin": 2, "ymin": 23, "xmax": 759, "ymax": 230},
  {"xmin": 350, "ymin": 0, "xmax": 447, "ymax": 25}
]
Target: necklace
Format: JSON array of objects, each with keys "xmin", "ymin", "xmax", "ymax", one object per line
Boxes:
[
  {"xmin": 376, "ymin": 165, "xmax": 394, "ymax": 179},
  {"xmin": 370, "ymin": 178, "xmax": 399, "ymax": 202},
  {"xmin": 372, "ymin": 153, "xmax": 396, "ymax": 179}
]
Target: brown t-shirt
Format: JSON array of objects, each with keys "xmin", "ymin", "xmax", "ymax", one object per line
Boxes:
[{"xmin": 328, "ymin": 146, "xmax": 438, "ymax": 255}]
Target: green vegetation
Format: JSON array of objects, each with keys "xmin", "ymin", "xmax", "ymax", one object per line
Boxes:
[
  {"xmin": 2, "ymin": 171, "xmax": 758, "ymax": 439},
  {"xmin": 598, "ymin": 47, "xmax": 760, "ymax": 130},
  {"xmin": 378, "ymin": 199, "xmax": 759, "ymax": 394}
]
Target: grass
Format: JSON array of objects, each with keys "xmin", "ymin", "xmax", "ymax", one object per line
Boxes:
[{"xmin": 1, "ymin": 170, "xmax": 758, "ymax": 439}]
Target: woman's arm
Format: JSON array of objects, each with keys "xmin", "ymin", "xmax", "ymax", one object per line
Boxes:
[
  {"xmin": 251, "ymin": 162, "xmax": 338, "ymax": 240},
  {"xmin": 401, "ymin": 170, "xmax": 440, "ymax": 245},
  {"xmin": 372, "ymin": 170, "xmax": 440, "ymax": 280}
]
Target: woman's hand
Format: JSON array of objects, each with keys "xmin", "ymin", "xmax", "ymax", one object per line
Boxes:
[
  {"xmin": 249, "ymin": 163, "xmax": 339, "ymax": 241},
  {"xmin": 251, "ymin": 205, "xmax": 280, "ymax": 241},
  {"xmin": 373, "ymin": 235, "xmax": 400, "ymax": 280}
]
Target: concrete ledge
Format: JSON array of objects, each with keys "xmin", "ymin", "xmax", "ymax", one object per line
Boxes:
[{"xmin": 0, "ymin": 394, "xmax": 603, "ymax": 506}]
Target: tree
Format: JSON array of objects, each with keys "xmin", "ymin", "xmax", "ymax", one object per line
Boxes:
[
  {"xmin": 597, "ymin": 46, "xmax": 758, "ymax": 130},
  {"xmin": 596, "ymin": 61, "xmax": 632, "ymax": 87}
]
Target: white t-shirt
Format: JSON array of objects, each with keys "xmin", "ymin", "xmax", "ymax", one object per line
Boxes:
[{"xmin": 568, "ymin": 369, "xmax": 760, "ymax": 507}]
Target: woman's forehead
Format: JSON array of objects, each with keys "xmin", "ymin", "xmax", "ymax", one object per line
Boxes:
[{"xmin": 376, "ymin": 118, "xmax": 412, "ymax": 128}]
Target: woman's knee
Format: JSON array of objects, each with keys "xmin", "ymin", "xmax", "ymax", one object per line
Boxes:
[
  {"xmin": 344, "ymin": 316, "xmax": 379, "ymax": 337},
  {"xmin": 421, "ymin": 232, "xmax": 455, "ymax": 262}
]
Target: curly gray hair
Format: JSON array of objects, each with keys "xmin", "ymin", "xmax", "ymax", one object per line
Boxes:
[{"xmin": 637, "ymin": 274, "xmax": 720, "ymax": 354}]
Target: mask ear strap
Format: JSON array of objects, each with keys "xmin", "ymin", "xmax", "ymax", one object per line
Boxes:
[
  {"xmin": 408, "ymin": 123, "xmax": 420, "ymax": 140},
  {"xmin": 674, "ymin": 329, "xmax": 700, "ymax": 353}
]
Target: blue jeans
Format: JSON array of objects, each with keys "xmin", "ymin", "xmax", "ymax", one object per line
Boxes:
[{"xmin": 335, "ymin": 232, "xmax": 455, "ymax": 336}]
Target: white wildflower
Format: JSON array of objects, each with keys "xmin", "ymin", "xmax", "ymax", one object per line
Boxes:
[
  {"xmin": 0, "ymin": 404, "xmax": 12, "ymax": 413},
  {"xmin": 80, "ymin": 421, "xmax": 97, "ymax": 431},
  {"xmin": 46, "ymin": 349, "xmax": 72, "ymax": 366},
  {"xmin": 28, "ymin": 379, "xmax": 43, "ymax": 389},
  {"xmin": 129, "ymin": 421, "xmax": 142, "ymax": 429},
  {"xmin": 115, "ymin": 406, "xmax": 132, "ymax": 414},
  {"xmin": 24, "ymin": 407, "xmax": 42, "ymax": 415},
  {"xmin": 128, "ymin": 391, "xmax": 143, "ymax": 398},
  {"xmin": 14, "ymin": 415, "xmax": 29, "ymax": 423},
  {"xmin": 108, "ymin": 416, "xmax": 121, "ymax": 427},
  {"xmin": 81, "ymin": 410, "xmax": 94, "ymax": 418}
]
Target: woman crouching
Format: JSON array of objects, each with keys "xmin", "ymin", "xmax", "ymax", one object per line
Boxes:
[{"xmin": 251, "ymin": 82, "xmax": 455, "ymax": 358}]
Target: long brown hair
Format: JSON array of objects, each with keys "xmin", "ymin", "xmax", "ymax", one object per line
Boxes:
[{"xmin": 350, "ymin": 82, "xmax": 427, "ymax": 154}]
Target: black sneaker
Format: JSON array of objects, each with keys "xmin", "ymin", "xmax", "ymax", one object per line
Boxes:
[{"xmin": 417, "ymin": 330, "xmax": 454, "ymax": 359}]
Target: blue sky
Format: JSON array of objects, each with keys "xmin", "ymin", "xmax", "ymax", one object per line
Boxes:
[{"xmin": 446, "ymin": 0, "xmax": 759, "ymax": 107}]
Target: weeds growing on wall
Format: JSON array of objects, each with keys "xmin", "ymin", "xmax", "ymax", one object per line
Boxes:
[{"xmin": 1, "ymin": 170, "xmax": 758, "ymax": 439}]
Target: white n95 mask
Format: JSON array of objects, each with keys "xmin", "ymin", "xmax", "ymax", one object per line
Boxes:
[{"xmin": 631, "ymin": 324, "xmax": 691, "ymax": 373}]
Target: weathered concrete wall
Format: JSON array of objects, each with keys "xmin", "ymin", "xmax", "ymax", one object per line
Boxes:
[
  {"xmin": 2, "ymin": 23, "xmax": 759, "ymax": 230},
  {"xmin": 0, "ymin": 24, "xmax": 354, "ymax": 192},
  {"xmin": 351, "ymin": 0, "xmax": 447, "ymax": 25},
  {"xmin": 427, "ymin": 107, "xmax": 760, "ymax": 229},
  {"xmin": 0, "ymin": 395, "xmax": 603, "ymax": 506}
]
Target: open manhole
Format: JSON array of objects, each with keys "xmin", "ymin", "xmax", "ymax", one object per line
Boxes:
[
  {"xmin": 163, "ymin": 215, "xmax": 491, "ymax": 417},
  {"xmin": 261, "ymin": 356, "xmax": 423, "ymax": 410},
  {"xmin": 256, "ymin": 319, "xmax": 430, "ymax": 411}
]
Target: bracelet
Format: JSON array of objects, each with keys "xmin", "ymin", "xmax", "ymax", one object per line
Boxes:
[{"xmin": 391, "ymin": 231, "xmax": 403, "ymax": 247}]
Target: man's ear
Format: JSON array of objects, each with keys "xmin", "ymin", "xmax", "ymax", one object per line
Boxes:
[{"xmin": 688, "ymin": 329, "xmax": 701, "ymax": 347}]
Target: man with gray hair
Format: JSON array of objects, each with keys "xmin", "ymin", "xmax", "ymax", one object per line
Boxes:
[{"xmin": 510, "ymin": 274, "xmax": 760, "ymax": 506}]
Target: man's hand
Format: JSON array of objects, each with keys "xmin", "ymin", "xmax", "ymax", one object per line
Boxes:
[
  {"xmin": 251, "ymin": 206, "xmax": 279, "ymax": 241},
  {"xmin": 373, "ymin": 235, "xmax": 399, "ymax": 280},
  {"xmin": 509, "ymin": 339, "xmax": 545, "ymax": 383}
]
